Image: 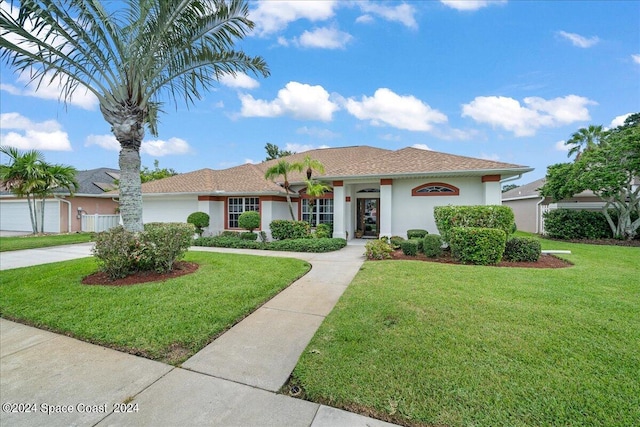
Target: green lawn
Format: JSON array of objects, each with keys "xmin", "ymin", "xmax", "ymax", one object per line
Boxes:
[
  {"xmin": 0, "ymin": 233, "xmax": 94, "ymax": 252},
  {"xmin": 292, "ymin": 239, "xmax": 640, "ymax": 427},
  {"xmin": 0, "ymin": 251, "xmax": 309, "ymax": 364}
]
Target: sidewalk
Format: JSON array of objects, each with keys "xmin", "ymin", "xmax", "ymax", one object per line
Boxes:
[{"xmin": 1, "ymin": 243, "xmax": 400, "ymax": 426}]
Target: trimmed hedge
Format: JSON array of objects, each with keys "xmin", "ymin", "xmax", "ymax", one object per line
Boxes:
[
  {"xmin": 238, "ymin": 210, "xmax": 261, "ymax": 232},
  {"xmin": 543, "ymin": 209, "xmax": 612, "ymax": 240},
  {"xmin": 434, "ymin": 205, "xmax": 515, "ymax": 244},
  {"xmin": 449, "ymin": 227, "xmax": 507, "ymax": 265},
  {"xmin": 504, "ymin": 236, "xmax": 541, "ymax": 262},
  {"xmin": 315, "ymin": 223, "xmax": 333, "ymax": 239},
  {"xmin": 187, "ymin": 211, "xmax": 210, "ymax": 236},
  {"xmin": 389, "ymin": 236, "xmax": 405, "ymax": 250},
  {"xmin": 240, "ymin": 232, "xmax": 258, "ymax": 241},
  {"xmin": 364, "ymin": 239, "xmax": 393, "ymax": 260},
  {"xmin": 400, "ymin": 240, "xmax": 419, "ymax": 256},
  {"xmin": 193, "ymin": 235, "xmax": 346, "ymax": 253},
  {"xmin": 270, "ymin": 220, "xmax": 311, "ymax": 240},
  {"xmin": 422, "ymin": 234, "xmax": 443, "ymax": 258},
  {"xmin": 407, "ymin": 229, "xmax": 428, "ymax": 239}
]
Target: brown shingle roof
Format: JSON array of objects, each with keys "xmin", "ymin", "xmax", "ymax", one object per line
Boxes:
[{"xmin": 137, "ymin": 146, "xmax": 531, "ymax": 195}]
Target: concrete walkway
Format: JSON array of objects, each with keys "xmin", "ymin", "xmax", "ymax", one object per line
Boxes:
[{"xmin": 0, "ymin": 242, "xmax": 400, "ymax": 426}]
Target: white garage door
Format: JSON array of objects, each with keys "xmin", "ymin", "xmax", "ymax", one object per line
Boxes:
[{"xmin": 0, "ymin": 199, "xmax": 60, "ymax": 233}]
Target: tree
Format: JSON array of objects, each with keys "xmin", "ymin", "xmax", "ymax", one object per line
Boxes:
[
  {"xmin": 502, "ymin": 184, "xmax": 519, "ymax": 193},
  {"xmin": 264, "ymin": 160, "xmax": 303, "ymax": 220},
  {"xmin": 565, "ymin": 125, "xmax": 604, "ymax": 159},
  {"xmin": 303, "ymin": 179, "xmax": 331, "ymax": 226},
  {"xmin": 264, "ymin": 143, "xmax": 292, "ymax": 161},
  {"xmin": 541, "ymin": 115, "xmax": 640, "ymax": 240},
  {"xmin": 0, "ymin": 146, "xmax": 77, "ymax": 233},
  {"xmin": 298, "ymin": 155, "xmax": 325, "ymax": 180},
  {"xmin": 1, "ymin": 0, "xmax": 268, "ymax": 232},
  {"xmin": 141, "ymin": 160, "xmax": 178, "ymax": 183}
]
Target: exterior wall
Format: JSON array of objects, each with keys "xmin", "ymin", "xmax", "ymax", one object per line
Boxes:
[
  {"xmin": 389, "ymin": 177, "xmax": 485, "ymax": 237},
  {"xmin": 503, "ymin": 198, "xmax": 540, "ymax": 233},
  {"xmin": 142, "ymin": 195, "xmax": 199, "ymax": 224},
  {"xmin": 68, "ymin": 196, "xmax": 119, "ymax": 233},
  {"xmin": 260, "ymin": 197, "xmax": 292, "ymax": 239}
]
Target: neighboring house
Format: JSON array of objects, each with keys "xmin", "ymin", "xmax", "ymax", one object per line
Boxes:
[
  {"xmin": 502, "ymin": 178, "xmax": 605, "ymax": 234},
  {"xmin": 0, "ymin": 168, "xmax": 120, "ymax": 233},
  {"xmin": 131, "ymin": 146, "xmax": 532, "ymax": 240}
]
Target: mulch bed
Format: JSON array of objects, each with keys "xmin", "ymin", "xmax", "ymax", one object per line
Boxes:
[
  {"xmin": 388, "ymin": 250, "xmax": 572, "ymax": 268},
  {"xmin": 82, "ymin": 261, "xmax": 199, "ymax": 286}
]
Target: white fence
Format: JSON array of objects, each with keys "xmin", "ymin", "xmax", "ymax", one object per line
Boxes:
[{"xmin": 81, "ymin": 214, "xmax": 121, "ymax": 232}]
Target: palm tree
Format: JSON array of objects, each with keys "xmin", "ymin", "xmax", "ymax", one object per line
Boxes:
[
  {"xmin": 303, "ymin": 179, "xmax": 331, "ymax": 226},
  {"xmin": 264, "ymin": 160, "xmax": 303, "ymax": 220},
  {"xmin": 36, "ymin": 163, "xmax": 78, "ymax": 233},
  {"xmin": 0, "ymin": 0, "xmax": 269, "ymax": 232},
  {"xmin": 298, "ymin": 155, "xmax": 325, "ymax": 180},
  {"xmin": 565, "ymin": 125, "xmax": 603, "ymax": 160}
]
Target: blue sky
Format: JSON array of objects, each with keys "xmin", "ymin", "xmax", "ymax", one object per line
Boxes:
[{"xmin": 1, "ymin": 0, "xmax": 639, "ymax": 185}]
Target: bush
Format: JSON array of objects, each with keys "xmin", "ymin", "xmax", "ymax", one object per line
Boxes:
[
  {"xmin": 407, "ymin": 229, "xmax": 428, "ymax": 239},
  {"xmin": 449, "ymin": 227, "xmax": 506, "ymax": 265},
  {"xmin": 543, "ymin": 209, "xmax": 611, "ymax": 240},
  {"xmin": 365, "ymin": 239, "xmax": 393, "ymax": 260},
  {"xmin": 240, "ymin": 232, "xmax": 258, "ymax": 241},
  {"xmin": 92, "ymin": 223, "xmax": 194, "ymax": 279},
  {"xmin": 268, "ymin": 238, "xmax": 346, "ymax": 253},
  {"xmin": 187, "ymin": 212, "xmax": 210, "ymax": 236},
  {"xmin": 434, "ymin": 205, "xmax": 515, "ymax": 244},
  {"xmin": 389, "ymin": 236, "xmax": 405, "ymax": 249},
  {"xmin": 422, "ymin": 234, "xmax": 443, "ymax": 258},
  {"xmin": 314, "ymin": 223, "xmax": 333, "ymax": 239},
  {"xmin": 238, "ymin": 211, "xmax": 261, "ymax": 232},
  {"xmin": 193, "ymin": 236, "xmax": 263, "ymax": 249},
  {"xmin": 270, "ymin": 220, "xmax": 311, "ymax": 240},
  {"xmin": 504, "ymin": 236, "xmax": 541, "ymax": 262},
  {"xmin": 219, "ymin": 230, "xmax": 240, "ymax": 238},
  {"xmin": 400, "ymin": 240, "xmax": 419, "ymax": 256}
]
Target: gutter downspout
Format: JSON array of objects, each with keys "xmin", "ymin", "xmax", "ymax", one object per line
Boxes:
[
  {"xmin": 55, "ymin": 196, "xmax": 72, "ymax": 233},
  {"xmin": 500, "ymin": 173, "xmax": 522, "ymax": 185}
]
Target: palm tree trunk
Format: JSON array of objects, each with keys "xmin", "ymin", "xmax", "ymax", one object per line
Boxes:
[
  {"xmin": 26, "ymin": 194, "xmax": 37, "ymax": 234},
  {"xmin": 40, "ymin": 195, "xmax": 46, "ymax": 233},
  {"xmin": 286, "ymin": 194, "xmax": 296, "ymax": 220},
  {"xmin": 118, "ymin": 146, "xmax": 144, "ymax": 232}
]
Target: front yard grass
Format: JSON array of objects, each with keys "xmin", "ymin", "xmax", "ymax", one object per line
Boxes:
[
  {"xmin": 0, "ymin": 233, "xmax": 93, "ymax": 252},
  {"xmin": 0, "ymin": 251, "xmax": 309, "ymax": 364},
  {"xmin": 292, "ymin": 239, "xmax": 639, "ymax": 427}
]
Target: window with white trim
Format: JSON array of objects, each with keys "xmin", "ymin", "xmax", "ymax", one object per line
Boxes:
[
  {"xmin": 412, "ymin": 182, "xmax": 459, "ymax": 196},
  {"xmin": 302, "ymin": 198, "xmax": 333, "ymax": 226},
  {"xmin": 228, "ymin": 197, "xmax": 259, "ymax": 228}
]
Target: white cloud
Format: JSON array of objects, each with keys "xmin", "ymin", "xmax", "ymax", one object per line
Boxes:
[
  {"xmin": 250, "ymin": 0, "xmax": 338, "ymax": 36},
  {"xmin": 219, "ymin": 72, "xmax": 260, "ymax": 89},
  {"xmin": 557, "ymin": 31, "xmax": 600, "ymax": 48},
  {"xmin": 239, "ymin": 81, "xmax": 339, "ymax": 121},
  {"xmin": 244, "ymin": 158, "xmax": 258, "ymax": 164},
  {"xmin": 85, "ymin": 134, "xmax": 192, "ymax": 156},
  {"xmin": 440, "ymin": 0, "xmax": 507, "ymax": 11},
  {"xmin": 480, "ymin": 153, "xmax": 500, "ymax": 161},
  {"xmin": 355, "ymin": 14, "xmax": 374, "ymax": 24},
  {"xmin": 609, "ymin": 113, "xmax": 632, "ymax": 129},
  {"xmin": 461, "ymin": 95, "xmax": 596, "ymax": 137},
  {"xmin": 284, "ymin": 143, "xmax": 330, "ymax": 153},
  {"xmin": 554, "ymin": 140, "xmax": 569, "ymax": 152},
  {"xmin": 633, "ymin": 54, "xmax": 640, "ymax": 64},
  {"xmin": 295, "ymin": 26, "xmax": 353, "ymax": 49},
  {"xmin": 345, "ymin": 88, "xmax": 447, "ymax": 132},
  {"xmin": 358, "ymin": 2, "xmax": 418, "ymax": 29},
  {"xmin": 296, "ymin": 126, "xmax": 339, "ymax": 139},
  {"xmin": 412, "ymin": 144, "xmax": 432, "ymax": 150},
  {"xmin": 2, "ymin": 71, "xmax": 98, "ymax": 110},
  {"xmin": 0, "ymin": 113, "xmax": 72, "ymax": 151},
  {"xmin": 380, "ymin": 133, "xmax": 401, "ymax": 142}
]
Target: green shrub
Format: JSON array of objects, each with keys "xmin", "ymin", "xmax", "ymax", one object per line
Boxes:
[
  {"xmin": 504, "ymin": 236, "xmax": 541, "ymax": 262},
  {"xmin": 268, "ymin": 238, "xmax": 346, "ymax": 253},
  {"xmin": 422, "ymin": 234, "xmax": 443, "ymax": 258},
  {"xmin": 411, "ymin": 237, "xmax": 424, "ymax": 253},
  {"xmin": 364, "ymin": 239, "xmax": 393, "ymax": 260},
  {"xmin": 400, "ymin": 240, "xmax": 419, "ymax": 256},
  {"xmin": 187, "ymin": 212, "xmax": 210, "ymax": 236},
  {"xmin": 389, "ymin": 236, "xmax": 405, "ymax": 249},
  {"xmin": 92, "ymin": 223, "xmax": 194, "ymax": 279},
  {"xmin": 434, "ymin": 205, "xmax": 515, "ymax": 244},
  {"xmin": 238, "ymin": 210, "xmax": 261, "ymax": 232},
  {"xmin": 219, "ymin": 230, "xmax": 240, "ymax": 238},
  {"xmin": 259, "ymin": 231, "xmax": 268, "ymax": 243},
  {"xmin": 270, "ymin": 220, "xmax": 311, "ymax": 240},
  {"xmin": 193, "ymin": 236, "xmax": 263, "ymax": 249},
  {"xmin": 240, "ymin": 232, "xmax": 258, "ymax": 241},
  {"xmin": 407, "ymin": 229, "xmax": 428, "ymax": 239},
  {"xmin": 449, "ymin": 227, "xmax": 507, "ymax": 265},
  {"xmin": 315, "ymin": 223, "xmax": 332, "ymax": 238},
  {"xmin": 543, "ymin": 209, "xmax": 611, "ymax": 240}
]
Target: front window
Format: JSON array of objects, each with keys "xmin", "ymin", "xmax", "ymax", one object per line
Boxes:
[
  {"xmin": 302, "ymin": 198, "xmax": 333, "ymax": 226},
  {"xmin": 228, "ymin": 197, "xmax": 259, "ymax": 228}
]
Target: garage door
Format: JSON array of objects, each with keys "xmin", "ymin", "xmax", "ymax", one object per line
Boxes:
[{"xmin": 0, "ymin": 199, "xmax": 60, "ymax": 233}]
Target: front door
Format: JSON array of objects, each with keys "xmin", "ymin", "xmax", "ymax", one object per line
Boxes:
[{"xmin": 357, "ymin": 198, "xmax": 379, "ymax": 237}]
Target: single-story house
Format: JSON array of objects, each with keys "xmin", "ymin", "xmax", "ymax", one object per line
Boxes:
[
  {"xmin": 502, "ymin": 177, "xmax": 606, "ymax": 234},
  {"xmin": 132, "ymin": 146, "xmax": 533, "ymax": 240},
  {"xmin": 0, "ymin": 168, "xmax": 120, "ymax": 233}
]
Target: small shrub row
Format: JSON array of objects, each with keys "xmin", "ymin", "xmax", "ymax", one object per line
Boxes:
[
  {"xmin": 543, "ymin": 209, "xmax": 615, "ymax": 240},
  {"xmin": 270, "ymin": 220, "xmax": 311, "ymax": 240},
  {"xmin": 449, "ymin": 227, "xmax": 507, "ymax": 265},
  {"xmin": 504, "ymin": 236, "xmax": 541, "ymax": 262},
  {"xmin": 193, "ymin": 235, "xmax": 346, "ymax": 253},
  {"xmin": 434, "ymin": 205, "xmax": 515, "ymax": 244},
  {"xmin": 407, "ymin": 229, "xmax": 428, "ymax": 239},
  {"xmin": 92, "ymin": 223, "xmax": 194, "ymax": 279}
]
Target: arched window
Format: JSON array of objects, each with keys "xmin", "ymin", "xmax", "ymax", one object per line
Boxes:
[{"xmin": 412, "ymin": 182, "xmax": 459, "ymax": 196}]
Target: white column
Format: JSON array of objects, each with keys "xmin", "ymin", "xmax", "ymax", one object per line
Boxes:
[
  {"xmin": 198, "ymin": 197, "xmax": 225, "ymax": 236},
  {"xmin": 482, "ymin": 175, "xmax": 502, "ymax": 205},
  {"xmin": 332, "ymin": 182, "xmax": 346, "ymax": 239},
  {"xmin": 380, "ymin": 179, "xmax": 393, "ymax": 237}
]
